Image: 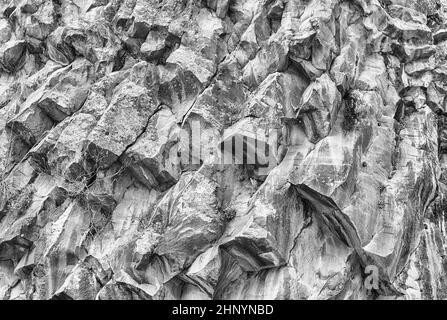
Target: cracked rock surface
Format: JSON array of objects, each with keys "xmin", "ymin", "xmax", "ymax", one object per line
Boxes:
[{"xmin": 2, "ymin": 0, "xmax": 447, "ymax": 300}]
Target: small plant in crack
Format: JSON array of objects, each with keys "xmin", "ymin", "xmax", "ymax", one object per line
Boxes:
[
  {"xmin": 152, "ymin": 221, "xmax": 163, "ymax": 234},
  {"xmin": 377, "ymin": 199, "xmax": 385, "ymax": 210},
  {"xmin": 342, "ymin": 92, "xmax": 359, "ymax": 133},
  {"xmin": 221, "ymin": 205, "xmax": 237, "ymax": 222},
  {"xmin": 138, "ymin": 213, "xmax": 162, "ymax": 233}
]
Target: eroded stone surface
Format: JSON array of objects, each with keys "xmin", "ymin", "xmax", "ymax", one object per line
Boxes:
[{"xmin": 1, "ymin": 0, "xmax": 447, "ymax": 300}]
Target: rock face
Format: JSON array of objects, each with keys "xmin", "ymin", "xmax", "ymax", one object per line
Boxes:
[{"xmin": 1, "ymin": 0, "xmax": 447, "ymax": 300}]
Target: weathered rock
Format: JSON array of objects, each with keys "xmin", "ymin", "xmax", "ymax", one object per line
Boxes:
[
  {"xmin": 219, "ymin": 175, "xmax": 305, "ymax": 272},
  {"xmin": 37, "ymin": 59, "xmax": 95, "ymax": 122},
  {"xmin": 181, "ymin": 245, "xmax": 221, "ymax": 297},
  {"xmin": 2, "ymin": 0, "xmax": 447, "ymax": 301},
  {"xmin": 296, "ymin": 73, "xmax": 342, "ymax": 143},
  {"xmin": 434, "ymin": 28, "xmax": 447, "ymax": 44},
  {"xmin": 0, "ymin": 40, "xmax": 27, "ymax": 73},
  {"xmin": 122, "ymin": 107, "xmax": 180, "ymax": 190},
  {"xmin": 46, "ymin": 27, "xmax": 77, "ymax": 66},
  {"xmin": 47, "ymin": 113, "xmax": 98, "ymax": 179},
  {"xmin": 206, "ymin": 0, "xmax": 230, "ymax": 19},
  {"xmin": 167, "ymin": 45, "xmax": 216, "ymax": 87},
  {"xmin": 6, "ymin": 103, "xmax": 54, "ymax": 147},
  {"xmin": 157, "ymin": 63, "xmax": 203, "ymax": 114},
  {"xmin": 0, "ymin": 19, "xmax": 11, "ymax": 45},
  {"xmin": 96, "ymin": 277, "xmax": 153, "ymax": 300},
  {"xmin": 140, "ymin": 29, "xmax": 179, "ymax": 63},
  {"xmin": 52, "ymin": 256, "xmax": 111, "ymax": 300},
  {"xmin": 244, "ymin": 70, "xmax": 309, "ymax": 122},
  {"xmin": 86, "ymin": 80, "xmax": 158, "ymax": 169},
  {"xmin": 132, "ymin": 167, "xmax": 225, "ymax": 293},
  {"xmin": 385, "ymin": 17, "xmax": 433, "ymax": 43},
  {"xmin": 242, "ymin": 39, "xmax": 288, "ymax": 89}
]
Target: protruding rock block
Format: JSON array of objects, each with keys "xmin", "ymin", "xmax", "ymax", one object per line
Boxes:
[
  {"xmin": 434, "ymin": 28, "xmax": 447, "ymax": 44},
  {"xmin": 166, "ymin": 45, "xmax": 216, "ymax": 86},
  {"xmin": 157, "ymin": 64, "xmax": 203, "ymax": 112},
  {"xmin": 388, "ymin": 4, "xmax": 427, "ymax": 25},
  {"xmin": 122, "ymin": 107, "xmax": 181, "ymax": 190},
  {"xmin": 47, "ymin": 113, "xmax": 98, "ymax": 179},
  {"xmin": 86, "ymin": 80, "xmax": 158, "ymax": 169},
  {"xmin": 330, "ymin": 43, "xmax": 359, "ymax": 93},
  {"xmin": 242, "ymin": 39, "xmax": 288, "ymax": 89},
  {"xmin": 6, "ymin": 104, "xmax": 54, "ymax": 147},
  {"xmin": 384, "ymin": 17, "xmax": 432, "ymax": 43},
  {"xmin": 52, "ymin": 256, "xmax": 111, "ymax": 300},
  {"xmin": 296, "ymin": 73, "xmax": 341, "ymax": 143},
  {"xmin": 183, "ymin": 59, "xmax": 249, "ymax": 129},
  {"xmin": 129, "ymin": 0, "xmax": 188, "ymax": 38},
  {"xmin": 397, "ymin": 44, "xmax": 437, "ymax": 63},
  {"xmin": 219, "ymin": 178, "xmax": 305, "ymax": 272},
  {"xmin": 140, "ymin": 29, "xmax": 178, "ymax": 63},
  {"xmin": 182, "ymin": 245, "xmax": 221, "ymax": 297},
  {"xmin": 37, "ymin": 60, "xmax": 94, "ymax": 122},
  {"xmin": 289, "ymin": 134, "xmax": 358, "ymax": 202},
  {"xmin": 133, "ymin": 168, "xmax": 225, "ymax": 292},
  {"xmin": 206, "ymin": 0, "xmax": 230, "ymax": 18},
  {"xmin": 22, "ymin": 1, "xmax": 55, "ymax": 42},
  {"xmin": 244, "ymin": 71, "xmax": 309, "ymax": 123},
  {"xmin": 46, "ymin": 27, "xmax": 76, "ymax": 65},
  {"xmin": 0, "ymin": 40, "xmax": 27, "ymax": 73}
]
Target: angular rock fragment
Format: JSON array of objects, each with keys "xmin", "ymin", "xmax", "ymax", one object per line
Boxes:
[
  {"xmin": 434, "ymin": 28, "xmax": 447, "ymax": 44},
  {"xmin": 157, "ymin": 64, "xmax": 203, "ymax": 113},
  {"xmin": 206, "ymin": 0, "xmax": 230, "ymax": 18},
  {"xmin": 46, "ymin": 27, "xmax": 77, "ymax": 65},
  {"xmin": 133, "ymin": 167, "xmax": 225, "ymax": 292},
  {"xmin": 330, "ymin": 43, "xmax": 360, "ymax": 92},
  {"xmin": 242, "ymin": 39, "xmax": 288, "ymax": 89},
  {"xmin": 244, "ymin": 70, "xmax": 309, "ymax": 123},
  {"xmin": 52, "ymin": 256, "xmax": 111, "ymax": 300},
  {"xmin": 384, "ymin": 17, "xmax": 433, "ymax": 43},
  {"xmin": 181, "ymin": 246, "xmax": 221, "ymax": 297},
  {"xmin": 47, "ymin": 113, "xmax": 98, "ymax": 179},
  {"xmin": 140, "ymin": 29, "xmax": 179, "ymax": 63},
  {"xmin": 122, "ymin": 107, "xmax": 181, "ymax": 190},
  {"xmin": 37, "ymin": 59, "xmax": 94, "ymax": 122},
  {"xmin": 0, "ymin": 40, "xmax": 27, "ymax": 73},
  {"xmin": 86, "ymin": 80, "xmax": 158, "ymax": 169},
  {"xmin": 219, "ymin": 176, "xmax": 305, "ymax": 272},
  {"xmin": 296, "ymin": 73, "xmax": 341, "ymax": 142},
  {"xmin": 6, "ymin": 104, "xmax": 54, "ymax": 147},
  {"xmin": 166, "ymin": 45, "xmax": 216, "ymax": 86}
]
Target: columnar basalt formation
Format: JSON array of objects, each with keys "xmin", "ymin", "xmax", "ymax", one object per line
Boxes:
[{"xmin": 1, "ymin": 0, "xmax": 447, "ymax": 300}]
